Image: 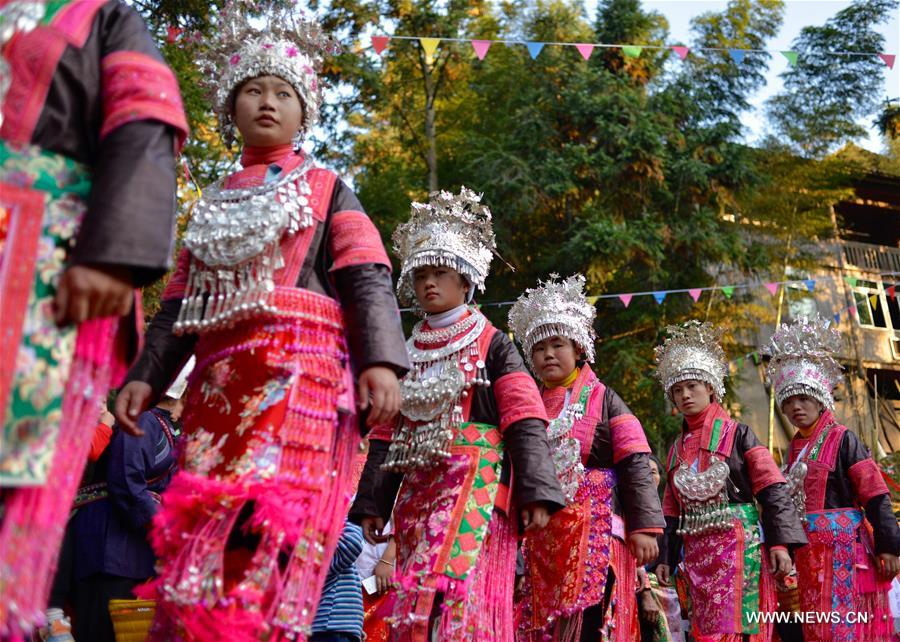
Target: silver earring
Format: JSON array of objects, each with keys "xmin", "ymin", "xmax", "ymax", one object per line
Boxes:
[
  {"xmin": 221, "ymin": 116, "xmax": 236, "ymax": 148},
  {"xmin": 291, "ymin": 129, "xmax": 304, "ymax": 151}
]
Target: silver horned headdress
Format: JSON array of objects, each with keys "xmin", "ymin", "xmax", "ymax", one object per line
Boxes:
[
  {"xmin": 194, "ymin": 1, "xmax": 338, "ymax": 145},
  {"xmin": 762, "ymin": 315, "xmax": 842, "ymax": 410},
  {"xmin": 508, "ymin": 273, "xmax": 596, "ymax": 371},
  {"xmin": 655, "ymin": 320, "xmax": 727, "ymax": 401},
  {"xmin": 392, "ymin": 187, "xmax": 496, "ymax": 305}
]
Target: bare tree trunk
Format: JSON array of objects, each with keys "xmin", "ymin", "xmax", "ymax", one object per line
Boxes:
[{"xmin": 421, "ymin": 51, "xmax": 438, "ymax": 191}]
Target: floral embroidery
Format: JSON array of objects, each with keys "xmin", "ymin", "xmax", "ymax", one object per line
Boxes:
[
  {"xmin": 235, "ymin": 374, "xmax": 290, "ymax": 436},
  {"xmin": 199, "ymin": 357, "xmax": 236, "ymax": 415},
  {"xmin": 183, "ymin": 428, "xmax": 228, "ymax": 476}
]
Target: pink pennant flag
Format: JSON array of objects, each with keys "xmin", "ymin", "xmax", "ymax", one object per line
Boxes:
[
  {"xmin": 471, "ymin": 40, "xmax": 492, "ymax": 60},
  {"xmin": 688, "ymin": 288, "xmax": 702, "ymax": 302},
  {"xmin": 671, "ymin": 45, "xmax": 689, "ymax": 60},
  {"xmin": 764, "ymin": 282, "xmax": 778, "ymax": 296},
  {"xmin": 371, "ymin": 36, "xmax": 390, "ymax": 54},
  {"xmin": 576, "ymin": 43, "xmax": 595, "ymax": 60},
  {"xmin": 880, "ymin": 53, "xmax": 896, "ymax": 69},
  {"xmin": 619, "ymin": 293, "xmax": 633, "ymax": 308}
]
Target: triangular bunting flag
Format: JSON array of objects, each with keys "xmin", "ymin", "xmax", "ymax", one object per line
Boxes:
[
  {"xmin": 751, "ymin": 352, "xmax": 760, "ymax": 365},
  {"xmin": 870, "ymin": 294, "xmax": 879, "ymax": 311},
  {"xmin": 621, "ymin": 45, "xmax": 642, "ymax": 58},
  {"xmin": 849, "ymin": 305, "xmax": 858, "ymax": 318},
  {"xmin": 526, "ymin": 42, "xmax": 545, "ymax": 59},
  {"xmin": 736, "ymin": 357, "xmax": 744, "ymax": 370},
  {"xmin": 652, "ymin": 291, "xmax": 667, "ymax": 305},
  {"xmin": 781, "ymin": 51, "xmax": 798, "ymax": 66},
  {"xmin": 804, "ymin": 279, "xmax": 815, "ymax": 292},
  {"xmin": 619, "ymin": 293, "xmax": 633, "ymax": 308},
  {"xmin": 420, "ymin": 37, "xmax": 440, "ymax": 60},
  {"xmin": 888, "ymin": 285, "xmax": 896, "ymax": 300},
  {"xmin": 586, "ymin": 295, "xmax": 600, "ymax": 305},
  {"xmin": 833, "ymin": 313, "xmax": 841, "ymax": 323},
  {"xmin": 471, "ymin": 40, "xmax": 491, "ymax": 60},
  {"xmin": 729, "ymin": 49, "xmax": 746, "ymax": 64},
  {"xmin": 671, "ymin": 45, "xmax": 689, "ymax": 60},
  {"xmin": 475, "ymin": 303, "xmax": 482, "ymax": 310},
  {"xmin": 845, "ymin": 276, "xmax": 858, "ymax": 287},
  {"xmin": 371, "ymin": 35, "xmax": 390, "ymax": 54},
  {"xmin": 880, "ymin": 53, "xmax": 896, "ymax": 69},
  {"xmin": 765, "ymin": 282, "xmax": 778, "ymax": 296},
  {"xmin": 508, "ymin": 331, "xmax": 515, "ymax": 341},
  {"xmin": 575, "ymin": 43, "xmax": 594, "ymax": 60},
  {"xmin": 721, "ymin": 286, "xmax": 735, "ymax": 298},
  {"xmin": 688, "ymin": 288, "xmax": 702, "ymax": 302}
]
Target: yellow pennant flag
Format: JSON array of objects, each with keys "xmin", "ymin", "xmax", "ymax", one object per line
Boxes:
[
  {"xmin": 420, "ymin": 38, "xmax": 441, "ymax": 62},
  {"xmin": 586, "ymin": 296, "xmax": 600, "ymax": 305},
  {"xmin": 870, "ymin": 294, "xmax": 879, "ymax": 311}
]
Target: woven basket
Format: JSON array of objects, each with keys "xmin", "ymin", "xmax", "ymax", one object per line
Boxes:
[{"xmin": 108, "ymin": 598, "xmax": 156, "ymax": 642}]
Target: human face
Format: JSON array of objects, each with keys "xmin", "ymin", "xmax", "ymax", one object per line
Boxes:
[
  {"xmin": 413, "ymin": 266, "xmax": 469, "ymax": 314},
  {"xmin": 532, "ymin": 335, "xmax": 579, "ymax": 384},
  {"xmin": 781, "ymin": 394, "xmax": 823, "ymax": 429},
  {"xmin": 648, "ymin": 458, "xmax": 661, "ymax": 488},
  {"xmin": 670, "ymin": 379, "xmax": 714, "ymax": 416},
  {"xmin": 232, "ymin": 75, "xmax": 305, "ymax": 147}
]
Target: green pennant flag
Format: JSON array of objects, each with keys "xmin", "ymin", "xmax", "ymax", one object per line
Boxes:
[
  {"xmin": 751, "ymin": 352, "xmax": 760, "ymax": 365},
  {"xmin": 586, "ymin": 295, "xmax": 600, "ymax": 305},
  {"xmin": 721, "ymin": 286, "xmax": 735, "ymax": 298},
  {"xmin": 736, "ymin": 357, "xmax": 744, "ymax": 370},
  {"xmin": 781, "ymin": 51, "xmax": 798, "ymax": 66},
  {"xmin": 845, "ymin": 275, "xmax": 858, "ymax": 287},
  {"xmin": 622, "ymin": 45, "xmax": 642, "ymax": 58}
]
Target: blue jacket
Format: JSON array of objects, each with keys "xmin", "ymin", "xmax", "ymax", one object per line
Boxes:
[{"xmin": 72, "ymin": 408, "xmax": 177, "ymax": 580}]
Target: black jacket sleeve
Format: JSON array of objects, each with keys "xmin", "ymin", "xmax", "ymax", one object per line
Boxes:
[
  {"xmin": 123, "ymin": 298, "xmax": 196, "ymax": 400},
  {"xmin": 348, "ymin": 439, "xmax": 404, "ymax": 524}
]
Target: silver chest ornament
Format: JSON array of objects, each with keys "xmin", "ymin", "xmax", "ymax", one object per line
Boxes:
[
  {"xmin": 673, "ymin": 454, "xmax": 732, "ymax": 536},
  {"xmin": 545, "ymin": 387, "xmax": 590, "ymax": 504},
  {"xmin": 382, "ymin": 310, "xmax": 490, "ymax": 472},
  {"xmin": 783, "ymin": 461, "xmax": 809, "ymax": 525},
  {"xmin": 173, "ymin": 157, "xmax": 315, "ymax": 334}
]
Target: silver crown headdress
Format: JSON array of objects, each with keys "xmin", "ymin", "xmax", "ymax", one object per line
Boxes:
[
  {"xmin": 655, "ymin": 320, "xmax": 727, "ymax": 401},
  {"xmin": 392, "ymin": 187, "xmax": 496, "ymax": 305},
  {"xmin": 508, "ymin": 273, "xmax": 596, "ymax": 371},
  {"xmin": 194, "ymin": 1, "xmax": 338, "ymax": 145},
  {"xmin": 761, "ymin": 315, "xmax": 842, "ymax": 410}
]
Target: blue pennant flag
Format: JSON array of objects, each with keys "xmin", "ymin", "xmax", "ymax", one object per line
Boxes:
[
  {"xmin": 652, "ymin": 291, "xmax": 667, "ymax": 305},
  {"xmin": 833, "ymin": 313, "xmax": 841, "ymax": 323},
  {"xmin": 729, "ymin": 49, "xmax": 746, "ymax": 64},
  {"xmin": 804, "ymin": 279, "xmax": 816, "ymax": 292},
  {"xmin": 526, "ymin": 42, "xmax": 545, "ymax": 59}
]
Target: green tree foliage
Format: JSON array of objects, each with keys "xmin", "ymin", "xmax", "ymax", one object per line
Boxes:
[
  {"xmin": 766, "ymin": 0, "xmax": 898, "ymax": 158},
  {"xmin": 132, "ymin": 0, "xmax": 891, "ymax": 453}
]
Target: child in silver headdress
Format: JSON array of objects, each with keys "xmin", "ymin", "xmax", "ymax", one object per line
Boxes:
[
  {"xmin": 654, "ymin": 321, "xmax": 806, "ymax": 642},
  {"xmin": 508, "ymin": 274, "xmax": 665, "ymax": 641},
  {"xmin": 763, "ymin": 316, "xmax": 899, "ymax": 642},
  {"xmin": 350, "ymin": 187, "xmax": 565, "ymax": 642},
  {"xmin": 114, "ymin": 4, "xmax": 409, "ymax": 639}
]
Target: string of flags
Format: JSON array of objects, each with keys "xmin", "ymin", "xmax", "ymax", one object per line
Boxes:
[
  {"xmin": 399, "ymin": 273, "xmax": 898, "ymax": 370},
  {"xmin": 369, "ymin": 34, "xmax": 896, "ymax": 69}
]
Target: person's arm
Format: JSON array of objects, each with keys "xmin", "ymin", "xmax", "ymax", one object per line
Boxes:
[
  {"xmin": 488, "ymin": 332, "xmax": 565, "ymax": 516},
  {"xmin": 741, "ymin": 425, "xmax": 806, "ymax": 551},
  {"xmin": 327, "ymin": 180, "xmax": 410, "ymax": 379},
  {"xmin": 70, "ymin": 3, "xmax": 188, "ymax": 286},
  {"xmin": 842, "ymin": 431, "xmax": 900, "ymax": 555},
  {"xmin": 330, "ymin": 522, "xmax": 365, "ymax": 574},
  {"xmin": 106, "ymin": 413, "xmax": 162, "ymax": 531}
]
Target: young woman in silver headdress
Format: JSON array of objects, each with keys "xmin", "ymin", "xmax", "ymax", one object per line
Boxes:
[
  {"xmin": 762, "ymin": 316, "xmax": 900, "ymax": 642},
  {"xmin": 653, "ymin": 321, "xmax": 806, "ymax": 642},
  {"xmin": 508, "ymin": 274, "xmax": 665, "ymax": 642},
  {"xmin": 350, "ymin": 188, "xmax": 565, "ymax": 642},
  {"xmin": 113, "ymin": 5, "xmax": 409, "ymax": 640}
]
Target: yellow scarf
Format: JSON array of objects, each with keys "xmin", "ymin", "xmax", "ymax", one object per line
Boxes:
[{"xmin": 543, "ymin": 367, "xmax": 579, "ymax": 389}]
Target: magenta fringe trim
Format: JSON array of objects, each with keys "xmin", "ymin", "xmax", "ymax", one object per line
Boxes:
[
  {"xmin": 144, "ymin": 412, "xmax": 359, "ymax": 641},
  {"xmin": 0, "ymin": 318, "xmax": 118, "ymax": 640}
]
